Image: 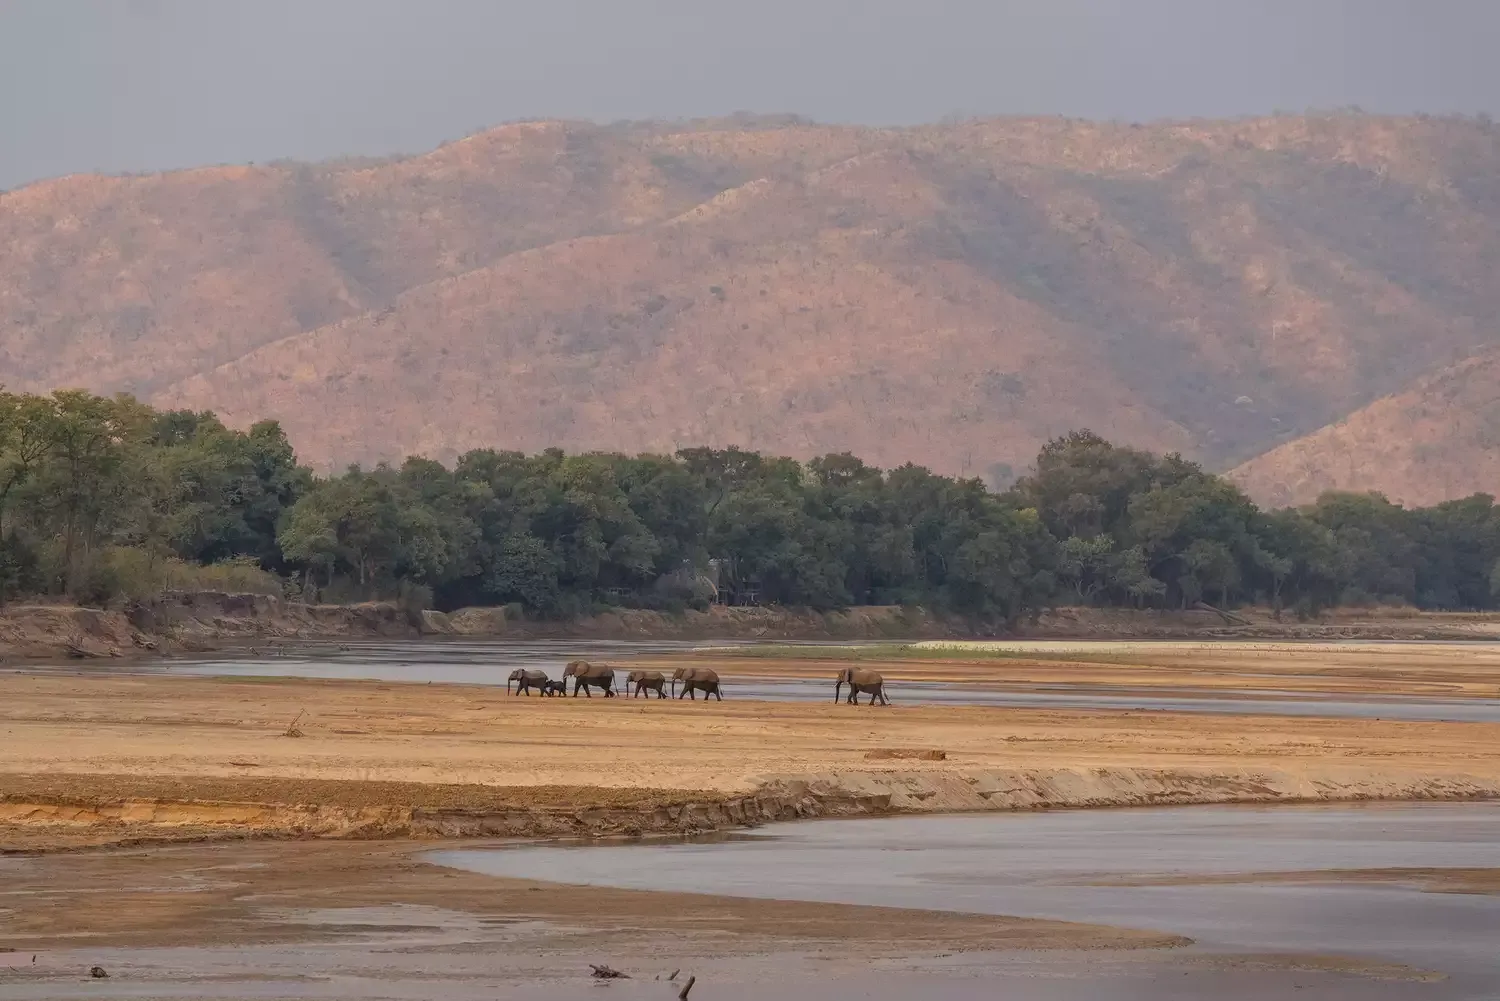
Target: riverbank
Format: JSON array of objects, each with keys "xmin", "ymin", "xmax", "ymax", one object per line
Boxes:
[
  {"xmin": 3, "ymin": 671, "xmax": 1498, "ymax": 852},
  {"xmin": 0, "ymin": 594, "xmax": 417, "ymax": 662},
  {"xmin": 7, "ymin": 594, "xmax": 1500, "ymax": 664}
]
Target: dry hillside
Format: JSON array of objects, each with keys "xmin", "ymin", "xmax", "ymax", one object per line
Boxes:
[
  {"xmin": 1231, "ymin": 347, "xmax": 1500, "ymax": 507},
  {"xmin": 5, "ymin": 113, "xmax": 1500, "ymax": 482}
]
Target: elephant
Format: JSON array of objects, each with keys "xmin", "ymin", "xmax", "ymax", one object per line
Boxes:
[
  {"xmin": 835, "ymin": 667, "xmax": 889, "ymax": 705},
  {"xmin": 506, "ymin": 668, "xmax": 549, "ymax": 696},
  {"xmin": 562, "ymin": 660, "xmax": 618, "ymax": 697},
  {"xmin": 627, "ymin": 670, "xmax": 668, "ymax": 698},
  {"xmin": 671, "ymin": 666, "xmax": 722, "ymax": 701},
  {"xmin": 541, "ymin": 679, "xmax": 568, "ymax": 697}
]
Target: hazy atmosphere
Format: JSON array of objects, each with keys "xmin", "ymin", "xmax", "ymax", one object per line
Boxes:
[
  {"xmin": 7, "ymin": 5, "xmax": 1500, "ymax": 998},
  {"xmin": 2, "ymin": 0, "xmax": 1498, "ymax": 189}
]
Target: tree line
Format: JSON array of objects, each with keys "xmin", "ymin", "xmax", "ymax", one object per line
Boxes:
[{"xmin": 2, "ymin": 392, "xmax": 1498, "ymax": 620}]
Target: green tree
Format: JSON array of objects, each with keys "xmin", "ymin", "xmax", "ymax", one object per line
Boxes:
[
  {"xmin": 1057, "ymin": 534, "xmax": 1115, "ymax": 604},
  {"xmin": 0, "ymin": 392, "xmax": 59, "ymax": 537},
  {"xmin": 1018, "ymin": 430, "xmax": 1196, "ymax": 541},
  {"xmin": 1109, "ymin": 545, "xmax": 1165, "ymax": 607},
  {"xmin": 1254, "ymin": 509, "xmax": 1341, "ymax": 616},
  {"xmin": 1127, "ymin": 473, "xmax": 1260, "ymax": 607},
  {"xmin": 1306, "ymin": 492, "xmax": 1420, "ymax": 603},
  {"xmin": 278, "ymin": 472, "xmax": 411, "ymax": 595},
  {"xmin": 43, "ymin": 392, "xmax": 151, "ymax": 594},
  {"xmin": 484, "ymin": 534, "xmax": 561, "ymax": 611}
]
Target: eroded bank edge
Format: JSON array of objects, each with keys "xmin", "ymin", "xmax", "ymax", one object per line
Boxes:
[{"xmin": 3, "ymin": 765, "xmax": 1499, "ymax": 854}]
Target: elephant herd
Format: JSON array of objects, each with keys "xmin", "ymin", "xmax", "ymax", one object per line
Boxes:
[
  {"xmin": 506, "ymin": 662, "xmax": 722, "ymax": 700},
  {"xmin": 506, "ymin": 663, "xmax": 890, "ymax": 705}
]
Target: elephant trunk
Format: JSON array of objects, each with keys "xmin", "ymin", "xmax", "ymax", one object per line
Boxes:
[{"xmin": 834, "ymin": 678, "xmax": 842, "ymax": 703}]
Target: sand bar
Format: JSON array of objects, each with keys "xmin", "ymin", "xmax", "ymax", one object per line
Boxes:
[{"xmin": 3, "ymin": 664, "xmax": 1499, "ymax": 849}]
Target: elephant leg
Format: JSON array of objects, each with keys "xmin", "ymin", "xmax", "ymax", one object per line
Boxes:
[{"xmin": 713, "ymin": 686, "xmax": 722, "ymax": 701}]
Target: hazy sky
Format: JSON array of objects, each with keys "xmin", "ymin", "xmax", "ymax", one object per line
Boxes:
[{"xmin": 2, "ymin": 0, "xmax": 1497, "ymax": 190}]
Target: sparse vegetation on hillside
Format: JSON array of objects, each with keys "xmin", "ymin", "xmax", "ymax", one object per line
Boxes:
[
  {"xmin": 1232, "ymin": 347, "xmax": 1500, "ymax": 506},
  {"xmin": 5, "ymin": 390, "xmax": 1500, "ymax": 621},
  {"xmin": 6, "ymin": 114, "xmax": 1500, "ymax": 490}
]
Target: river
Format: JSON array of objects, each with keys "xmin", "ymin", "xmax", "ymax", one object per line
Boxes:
[
  {"xmin": 37, "ymin": 638, "xmax": 1500, "ymax": 722},
  {"xmin": 431, "ymin": 802, "xmax": 1500, "ymax": 998}
]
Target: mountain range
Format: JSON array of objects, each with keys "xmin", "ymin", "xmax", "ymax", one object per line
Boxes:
[{"xmin": 4, "ymin": 112, "xmax": 1498, "ymax": 504}]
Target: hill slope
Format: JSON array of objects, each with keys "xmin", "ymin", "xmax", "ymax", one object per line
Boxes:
[
  {"xmin": 1231, "ymin": 347, "xmax": 1500, "ymax": 507},
  {"xmin": 7, "ymin": 114, "xmax": 1500, "ymax": 477}
]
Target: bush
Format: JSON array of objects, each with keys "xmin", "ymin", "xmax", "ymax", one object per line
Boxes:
[
  {"xmin": 75, "ymin": 552, "xmax": 129, "ymax": 607},
  {"xmin": 86, "ymin": 548, "xmax": 285, "ymax": 604},
  {"xmin": 168, "ymin": 555, "xmax": 284, "ymax": 596}
]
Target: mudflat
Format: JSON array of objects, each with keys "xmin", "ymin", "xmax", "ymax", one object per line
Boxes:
[{"xmin": 0, "ymin": 838, "xmax": 1179, "ymax": 952}]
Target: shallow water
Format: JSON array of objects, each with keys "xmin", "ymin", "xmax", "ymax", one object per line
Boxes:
[
  {"xmin": 22, "ymin": 639, "xmax": 1500, "ymax": 721},
  {"xmin": 432, "ymin": 802, "xmax": 1500, "ymax": 987},
  {"xmin": 5, "ymin": 805, "xmax": 1498, "ymax": 1000}
]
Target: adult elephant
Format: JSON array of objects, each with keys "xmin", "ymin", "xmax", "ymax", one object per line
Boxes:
[
  {"xmin": 835, "ymin": 667, "xmax": 889, "ymax": 706},
  {"xmin": 627, "ymin": 670, "xmax": 668, "ymax": 699},
  {"xmin": 671, "ymin": 666, "xmax": 722, "ymax": 701},
  {"xmin": 506, "ymin": 668, "xmax": 549, "ymax": 696},
  {"xmin": 562, "ymin": 660, "xmax": 618, "ymax": 698}
]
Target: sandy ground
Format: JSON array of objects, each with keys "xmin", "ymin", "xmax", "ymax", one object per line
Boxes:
[
  {"xmin": 3, "ymin": 650, "xmax": 1500, "ymax": 850},
  {"xmin": 1096, "ymin": 867, "xmax": 1500, "ymax": 894},
  {"xmin": 3, "ymin": 647, "xmax": 1497, "ymax": 994},
  {"xmin": 4, "ymin": 671, "xmax": 1499, "ymax": 791},
  {"xmin": 639, "ymin": 640, "xmax": 1500, "ymax": 698}
]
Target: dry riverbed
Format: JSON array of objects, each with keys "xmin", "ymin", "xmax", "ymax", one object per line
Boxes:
[
  {"xmin": 3, "ymin": 651, "xmax": 1500, "ymax": 849},
  {"xmin": 3, "ymin": 646, "xmax": 1499, "ymax": 998}
]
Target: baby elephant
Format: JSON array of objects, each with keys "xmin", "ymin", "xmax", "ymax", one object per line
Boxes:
[
  {"xmin": 541, "ymin": 679, "xmax": 568, "ymax": 697},
  {"xmin": 627, "ymin": 670, "xmax": 668, "ymax": 698}
]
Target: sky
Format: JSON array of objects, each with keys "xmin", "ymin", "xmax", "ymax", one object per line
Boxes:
[{"xmin": 2, "ymin": 0, "xmax": 1498, "ymax": 190}]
